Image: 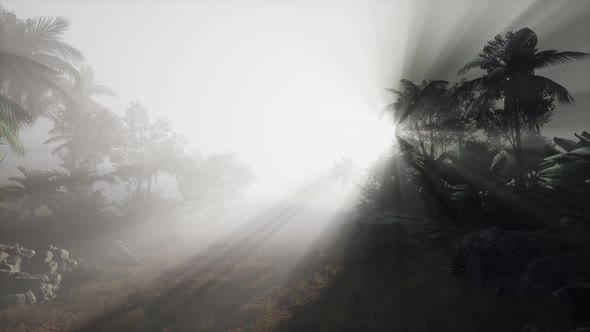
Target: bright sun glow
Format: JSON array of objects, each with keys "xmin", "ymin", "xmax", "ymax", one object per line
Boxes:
[{"xmin": 329, "ymin": 108, "xmax": 394, "ymax": 168}]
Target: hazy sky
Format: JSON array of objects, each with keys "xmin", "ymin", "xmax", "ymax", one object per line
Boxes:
[{"xmin": 2, "ymin": 0, "xmax": 589, "ymax": 197}]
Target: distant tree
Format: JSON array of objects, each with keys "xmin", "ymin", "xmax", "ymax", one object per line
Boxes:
[
  {"xmin": 174, "ymin": 153, "xmax": 254, "ymax": 210},
  {"xmin": 329, "ymin": 158, "xmax": 356, "ymax": 189},
  {"xmin": 45, "ymin": 66, "xmax": 119, "ymax": 171},
  {"xmin": 112, "ymin": 102, "xmax": 186, "ymax": 198}
]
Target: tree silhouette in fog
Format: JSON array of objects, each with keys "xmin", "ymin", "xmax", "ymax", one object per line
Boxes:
[
  {"xmin": 1, "ymin": 166, "xmax": 61, "ymax": 217},
  {"xmin": 329, "ymin": 158, "xmax": 356, "ymax": 189},
  {"xmin": 174, "ymin": 153, "xmax": 254, "ymax": 210},
  {"xmin": 458, "ymin": 27, "xmax": 588, "ymax": 189},
  {"xmin": 45, "ymin": 66, "xmax": 119, "ymax": 172},
  {"xmin": 111, "ymin": 102, "xmax": 186, "ymax": 199},
  {"xmin": 383, "ymin": 79, "xmax": 451, "ymax": 159}
]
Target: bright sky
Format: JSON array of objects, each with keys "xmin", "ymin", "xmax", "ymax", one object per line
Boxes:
[
  {"xmin": 4, "ymin": 0, "xmax": 589, "ymax": 199},
  {"xmin": 3, "ymin": 0, "xmax": 409, "ymax": 197}
]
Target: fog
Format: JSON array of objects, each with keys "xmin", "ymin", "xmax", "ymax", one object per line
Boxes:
[
  {"xmin": 1, "ymin": 1, "xmax": 590, "ymax": 330},
  {"xmin": 4, "ymin": 0, "xmax": 589, "ymax": 200},
  {"xmin": 2, "ymin": 0, "xmax": 590, "ymax": 270}
]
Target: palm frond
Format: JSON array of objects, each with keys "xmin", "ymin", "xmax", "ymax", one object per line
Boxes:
[
  {"xmin": 0, "ymin": 121, "xmax": 25, "ymax": 156},
  {"xmin": 385, "ymin": 88, "xmax": 404, "ymax": 97},
  {"xmin": 400, "ymin": 79, "xmax": 419, "ymax": 91},
  {"xmin": 464, "ymin": 89, "xmax": 495, "ymax": 117},
  {"xmin": 458, "ymin": 57, "xmax": 500, "ymax": 75},
  {"xmin": 24, "ymin": 16, "xmax": 84, "ymax": 64},
  {"xmin": 37, "ymin": 39, "xmax": 84, "ymax": 64},
  {"xmin": 534, "ymin": 50, "xmax": 589, "ymax": 69},
  {"xmin": 0, "ymin": 54, "xmax": 61, "ymax": 89},
  {"xmin": 43, "ymin": 134, "xmax": 69, "ymax": 145},
  {"xmin": 0, "ymin": 94, "xmax": 31, "ymax": 129},
  {"xmin": 457, "ymin": 77, "xmax": 485, "ymax": 93},
  {"xmin": 524, "ymin": 75, "xmax": 574, "ymax": 104},
  {"xmin": 420, "ymin": 80, "xmax": 449, "ymax": 97},
  {"xmin": 25, "ymin": 16, "xmax": 70, "ymax": 39},
  {"xmin": 87, "ymin": 84, "xmax": 117, "ymax": 97},
  {"xmin": 31, "ymin": 53, "xmax": 80, "ymax": 82}
]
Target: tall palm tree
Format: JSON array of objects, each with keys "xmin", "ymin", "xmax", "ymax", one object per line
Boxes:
[
  {"xmin": 0, "ymin": 166, "xmax": 61, "ymax": 217},
  {"xmin": 458, "ymin": 27, "xmax": 588, "ymax": 188},
  {"xmin": 0, "ymin": 10, "xmax": 83, "ymax": 155}
]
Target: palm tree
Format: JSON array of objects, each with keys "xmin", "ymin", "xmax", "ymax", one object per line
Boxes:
[
  {"xmin": 383, "ymin": 79, "xmax": 449, "ymax": 159},
  {"xmin": 45, "ymin": 66, "xmax": 117, "ymax": 171},
  {"xmin": 0, "ymin": 10, "xmax": 83, "ymax": 155},
  {"xmin": 458, "ymin": 27, "xmax": 588, "ymax": 188},
  {"xmin": 54, "ymin": 167, "xmax": 114, "ymax": 196},
  {"xmin": 329, "ymin": 158, "xmax": 356, "ymax": 190},
  {"xmin": 0, "ymin": 166, "xmax": 61, "ymax": 217}
]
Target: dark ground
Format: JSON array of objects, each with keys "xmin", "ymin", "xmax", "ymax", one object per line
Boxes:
[{"xmin": 0, "ymin": 215, "xmax": 571, "ymax": 332}]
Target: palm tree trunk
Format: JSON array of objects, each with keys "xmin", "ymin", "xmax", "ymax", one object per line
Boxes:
[
  {"xmin": 429, "ymin": 128, "xmax": 435, "ymax": 159},
  {"xmin": 135, "ymin": 177, "xmax": 142, "ymax": 197},
  {"xmin": 147, "ymin": 175, "xmax": 152, "ymax": 194},
  {"xmin": 507, "ymin": 95, "xmax": 526, "ymax": 191}
]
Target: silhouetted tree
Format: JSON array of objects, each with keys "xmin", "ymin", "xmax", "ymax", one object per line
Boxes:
[
  {"xmin": 383, "ymin": 79, "xmax": 451, "ymax": 159},
  {"xmin": 45, "ymin": 66, "xmax": 119, "ymax": 171},
  {"xmin": 329, "ymin": 158, "xmax": 356, "ymax": 189},
  {"xmin": 459, "ymin": 27, "xmax": 588, "ymax": 189},
  {"xmin": 111, "ymin": 102, "xmax": 186, "ymax": 198}
]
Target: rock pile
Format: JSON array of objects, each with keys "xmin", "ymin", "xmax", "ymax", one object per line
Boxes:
[{"xmin": 0, "ymin": 243, "xmax": 77, "ymax": 309}]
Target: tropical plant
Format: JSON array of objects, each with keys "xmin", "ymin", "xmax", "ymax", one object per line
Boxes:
[
  {"xmin": 458, "ymin": 27, "xmax": 588, "ymax": 189},
  {"xmin": 0, "ymin": 9, "xmax": 83, "ymax": 154},
  {"xmin": 538, "ymin": 132, "xmax": 590, "ymax": 227},
  {"xmin": 54, "ymin": 167, "xmax": 114, "ymax": 196},
  {"xmin": 0, "ymin": 166, "xmax": 62, "ymax": 217},
  {"xmin": 50, "ymin": 188, "xmax": 113, "ymax": 222},
  {"xmin": 383, "ymin": 79, "xmax": 453, "ymax": 159},
  {"xmin": 45, "ymin": 66, "xmax": 119, "ymax": 171}
]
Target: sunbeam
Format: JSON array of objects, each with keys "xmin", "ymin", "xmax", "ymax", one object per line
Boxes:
[{"xmin": 1, "ymin": 0, "xmax": 589, "ymax": 331}]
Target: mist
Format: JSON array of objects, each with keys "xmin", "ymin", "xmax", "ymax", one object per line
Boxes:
[{"xmin": 1, "ymin": 1, "xmax": 590, "ymax": 331}]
